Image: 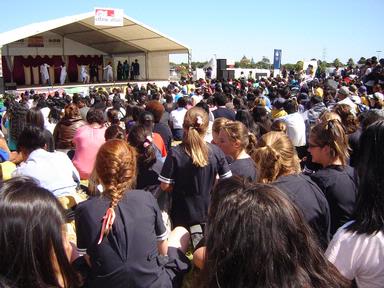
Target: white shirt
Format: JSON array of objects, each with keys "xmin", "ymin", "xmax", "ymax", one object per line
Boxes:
[
  {"xmin": 280, "ymin": 112, "xmax": 306, "ymax": 146},
  {"xmin": 170, "ymin": 107, "xmax": 187, "ymax": 129},
  {"xmin": 13, "ymin": 149, "xmax": 80, "ymax": 198},
  {"xmin": 326, "ymin": 221, "xmax": 384, "ymax": 288}
]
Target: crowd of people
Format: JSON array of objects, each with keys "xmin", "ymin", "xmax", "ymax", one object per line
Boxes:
[{"xmin": 0, "ymin": 55, "xmax": 384, "ymax": 287}]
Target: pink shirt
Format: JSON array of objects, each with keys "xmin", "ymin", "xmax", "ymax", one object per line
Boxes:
[{"xmin": 72, "ymin": 125, "xmax": 106, "ymax": 179}]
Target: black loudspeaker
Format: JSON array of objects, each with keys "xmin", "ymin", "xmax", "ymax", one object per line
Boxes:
[
  {"xmin": 227, "ymin": 70, "xmax": 235, "ymax": 80},
  {"xmin": 216, "ymin": 59, "xmax": 227, "ymax": 70},
  {"xmin": 217, "ymin": 70, "xmax": 228, "ymax": 81},
  {"xmin": 4, "ymin": 82, "xmax": 16, "ymax": 90}
]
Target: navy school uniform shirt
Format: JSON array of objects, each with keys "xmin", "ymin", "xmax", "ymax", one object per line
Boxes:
[
  {"xmin": 75, "ymin": 190, "xmax": 180, "ymax": 288},
  {"xmin": 273, "ymin": 173, "xmax": 331, "ymax": 249},
  {"xmin": 159, "ymin": 143, "xmax": 232, "ymax": 228},
  {"xmin": 228, "ymin": 157, "xmax": 257, "ymax": 182},
  {"xmin": 309, "ymin": 165, "xmax": 358, "ymax": 236}
]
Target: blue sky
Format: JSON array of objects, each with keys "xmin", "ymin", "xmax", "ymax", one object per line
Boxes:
[{"xmin": 1, "ymin": 0, "xmax": 383, "ymax": 64}]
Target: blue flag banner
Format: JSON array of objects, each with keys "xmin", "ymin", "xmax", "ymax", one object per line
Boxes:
[{"xmin": 273, "ymin": 49, "xmax": 282, "ymax": 70}]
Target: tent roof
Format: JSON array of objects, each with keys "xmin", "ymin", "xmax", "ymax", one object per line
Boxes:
[{"xmin": 0, "ymin": 12, "xmax": 189, "ymax": 54}]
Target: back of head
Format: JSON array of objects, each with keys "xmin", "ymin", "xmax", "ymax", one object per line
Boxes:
[
  {"xmin": 17, "ymin": 126, "xmax": 46, "ymax": 153},
  {"xmin": 95, "ymin": 139, "xmax": 137, "ymax": 209},
  {"xmin": 64, "ymin": 103, "xmax": 80, "ymax": 119},
  {"xmin": 127, "ymin": 124, "xmax": 156, "ymax": 170},
  {"xmin": 214, "ymin": 93, "xmax": 228, "ymax": 107},
  {"xmin": 26, "ymin": 107, "xmax": 45, "ymax": 129},
  {"xmin": 332, "ymin": 103, "xmax": 358, "ymax": 134},
  {"xmin": 107, "ymin": 109, "xmax": 120, "ymax": 125},
  {"xmin": 201, "ymin": 178, "xmax": 349, "ymax": 288},
  {"xmin": 349, "ymin": 120, "xmax": 384, "ymax": 234},
  {"xmin": 145, "ymin": 100, "xmax": 164, "ymax": 123},
  {"xmin": 183, "ymin": 107, "xmax": 209, "ymax": 167},
  {"xmin": 0, "ymin": 176, "xmax": 78, "ymax": 288},
  {"xmin": 104, "ymin": 124, "xmax": 126, "ymax": 141},
  {"xmin": 253, "ymin": 131, "xmax": 300, "ymax": 183},
  {"xmin": 86, "ymin": 108, "xmax": 105, "ymax": 125}
]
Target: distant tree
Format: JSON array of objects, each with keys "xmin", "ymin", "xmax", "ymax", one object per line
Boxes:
[
  {"xmin": 295, "ymin": 61, "xmax": 304, "ymax": 72},
  {"xmin": 333, "ymin": 58, "xmax": 343, "ymax": 67},
  {"xmin": 358, "ymin": 57, "xmax": 366, "ymax": 65},
  {"xmin": 250, "ymin": 58, "xmax": 255, "ymax": 65},
  {"xmin": 234, "ymin": 61, "xmax": 241, "ymax": 68},
  {"xmin": 239, "ymin": 56, "xmax": 251, "ymax": 68},
  {"xmin": 284, "ymin": 63, "xmax": 296, "ymax": 71},
  {"xmin": 347, "ymin": 58, "xmax": 355, "ymax": 67}
]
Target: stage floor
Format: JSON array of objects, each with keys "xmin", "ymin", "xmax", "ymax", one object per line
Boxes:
[{"xmin": 10, "ymin": 79, "xmax": 171, "ymax": 96}]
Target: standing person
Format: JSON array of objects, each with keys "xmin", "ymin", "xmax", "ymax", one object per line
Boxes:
[
  {"xmin": 325, "ymin": 121, "xmax": 384, "ymax": 287},
  {"xmin": 123, "ymin": 60, "xmax": 129, "ymax": 80},
  {"xmin": 308, "ymin": 119, "xmax": 358, "ymax": 235},
  {"xmin": 60, "ymin": 62, "xmax": 67, "ymax": 85},
  {"xmin": 117, "ymin": 61, "xmax": 123, "ymax": 81},
  {"xmin": 133, "ymin": 59, "xmax": 140, "ymax": 80},
  {"xmin": 169, "ymin": 97, "xmax": 188, "ymax": 141},
  {"xmin": 75, "ymin": 139, "xmax": 191, "ymax": 288},
  {"xmin": 0, "ymin": 177, "xmax": 80, "ymax": 288},
  {"xmin": 89, "ymin": 62, "xmax": 98, "ymax": 83},
  {"xmin": 40, "ymin": 63, "xmax": 50, "ymax": 85},
  {"xmin": 197, "ymin": 178, "xmax": 350, "ymax": 288},
  {"xmin": 103, "ymin": 61, "xmax": 113, "ymax": 82},
  {"xmin": 216, "ymin": 121, "xmax": 258, "ymax": 182},
  {"xmin": 253, "ymin": 131, "xmax": 331, "ymax": 248},
  {"xmin": 81, "ymin": 65, "xmax": 89, "ymax": 84},
  {"xmin": 159, "ymin": 107, "xmax": 231, "ymax": 241}
]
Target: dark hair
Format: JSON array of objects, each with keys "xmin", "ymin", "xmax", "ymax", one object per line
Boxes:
[
  {"xmin": 64, "ymin": 103, "xmax": 80, "ymax": 119},
  {"xmin": 145, "ymin": 100, "xmax": 164, "ymax": 123},
  {"xmin": 359, "ymin": 109, "xmax": 384, "ymax": 131},
  {"xmin": 333, "ymin": 104, "xmax": 358, "ymax": 134},
  {"xmin": 106, "ymin": 109, "xmax": 120, "ymax": 125},
  {"xmin": 0, "ymin": 176, "xmax": 79, "ymax": 288},
  {"xmin": 17, "ymin": 126, "xmax": 46, "ymax": 153},
  {"xmin": 26, "ymin": 107, "xmax": 45, "ymax": 129},
  {"xmin": 104, "ymin": 125, "xmax": 126, "ymax": 141},
  {"xmin": 7, "ymin": 100, "xmax": 28, "ymax": 145},
  {"xmin": 127, "ymin": 124, "xmax": 156, "ymax": 170},
  {"xmin": 86, "ymin": 108, "xmax": 105, "ymax": 125},
  {"xmin": 177, "ymin": 97, "xmax": 187, "ymax": 108},
  {"xmin": 235, "ymin": 109, "xmax": 260, "ymax": 137},
  {"xmin": 284, "ymin": 98, "xmax": 298, "ymax": 114},
  {"xmin": 348, "ymin": 121, "xmax": 384, "ymax": 234},
  {"xmin": 214, "ymin": 93, "xmax": 227, "ymax": 106},
  {"xmin": 138, "ymin": 111, "xmax": 154, "ymax": 131},
  {"xmin": 200, "ymin": 177, "xmax": 350, "ymax": 288}
]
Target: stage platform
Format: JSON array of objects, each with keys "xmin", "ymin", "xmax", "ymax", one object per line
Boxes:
[{"xmin": 7, "ymin": 80, "xmax": 171, "ymax": 96}]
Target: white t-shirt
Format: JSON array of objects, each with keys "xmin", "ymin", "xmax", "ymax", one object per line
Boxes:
[
  {"xmin": 326, "ymin": 221, "xmax": 384, "ymax": 288},
  {"xmin": 170, "ymin": 107, "xmax": 187, "ymax": 129},
  {"xmin": 280, "ymin": 112, "xmax": 306, "ymax": 147}
]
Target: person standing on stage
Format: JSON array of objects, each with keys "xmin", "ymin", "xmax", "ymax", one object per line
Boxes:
[
  {"xmin": 123, "ymin": 60, "xmax": 129, "ymax": 80},
  {"xmin": 104, "ymin": 61, "xmax": 113, "ymax": 82},
  {"xmin": 60, "ymin": 62, "xmax": 67, "ymax": 85},
  {"xmin": 81, "ymin": 65, "xmax": 89, "ymax": 84},
  {"xmin": 40, "ymin": 63, "xmax": 50, "ymax": 85},
  {"xmin": 133, "ymin": 59, "xmax": 140, "ymax": 80},
  {"xmin": 90, "ymin": 62, "xmax": 98, "ymax": 83}
]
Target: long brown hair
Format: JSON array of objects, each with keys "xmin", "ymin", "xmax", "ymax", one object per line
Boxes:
[
  {"xmin": 200, "ymin": 177, "xmax": 350, "ymax": 288},
  {"xmin": 95, "ymin": 139, "xmax": 137, "ymax": 236}
]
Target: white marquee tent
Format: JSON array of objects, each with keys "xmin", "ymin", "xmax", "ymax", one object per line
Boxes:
[{"xmin": 0, "ymin": 11, "xmax": 190, "ymax": 83}]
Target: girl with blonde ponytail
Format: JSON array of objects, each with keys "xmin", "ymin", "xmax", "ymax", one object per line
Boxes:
[
  {"xmin": 217, "ymin": 121, "xmax": 258, "ymax": 181},
  {"xmin": 75, "ymin": 139, "xmax": 191, "ymax": 288},
  {"xmin": 159, "ymin": 107, "xmax": 231, "ymax": 236},
  {"xmin": 253, "ymin": 131, "xmax": 331, "ymax": 248}
]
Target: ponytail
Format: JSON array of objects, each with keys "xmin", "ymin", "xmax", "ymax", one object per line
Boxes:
[
  {"xmin": 183, "ymin": 107, "xmax": 209, "ymax": 167},
  {"xmin": 253, "ymin": 131, "xmax": 300, "ymax": 183}
]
